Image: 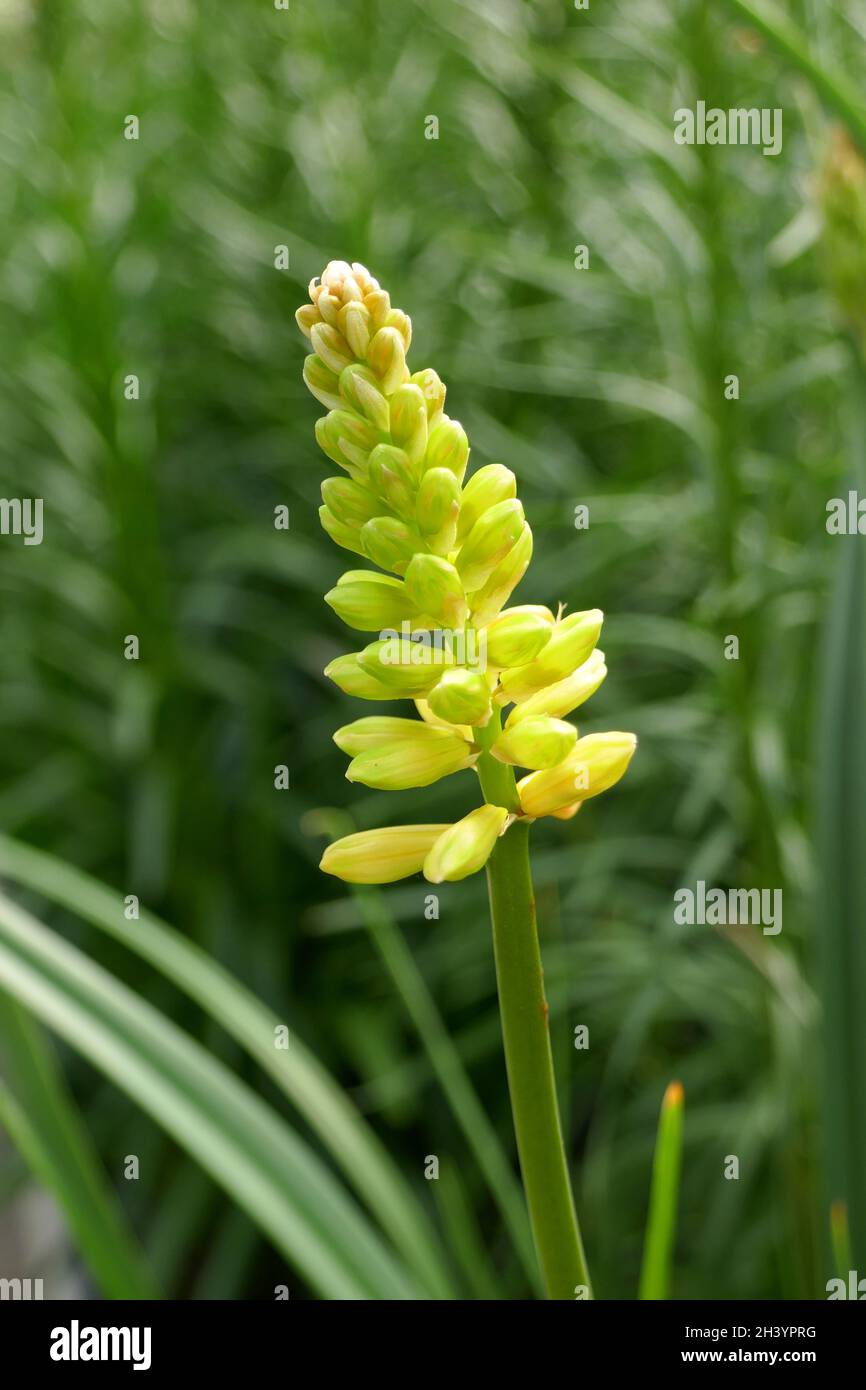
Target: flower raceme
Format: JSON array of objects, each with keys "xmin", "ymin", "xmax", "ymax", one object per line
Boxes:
[{"xmin": 298, "ymin": 260, "xmax": 636, "ymax": 884}]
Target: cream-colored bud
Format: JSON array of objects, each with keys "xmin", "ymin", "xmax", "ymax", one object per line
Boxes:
[
  {"xmin": 338, "ymin": 300, "xmax": 371, "ymax": 358},
  {"xmin": 389, "ymin": 384, "xmax": 428, "ymax": 471},
  {"xmin": 423, "ymin": 805, "xmax": 509, "ymax": 883},
  {"xmin": 303, "ymin": 355, "xmax": 343, "ymax": 412},
  {"xmin": 410, "ymin": 369, "xmax": 447, "ymax": 428},
  {"xmin": 517, "ymin": 731, "xmax": 637, "ymax": 817},
  {"xmin": 505, "ymin": 650, "xmax": 607, "ymax": 726},
  {"xmin": 368, "ymin": 326, "xmax": 407, "ymax": 395},
  {"xmin": 425, "ymin": 418, "xmax": 470, "ymax": 482},
  {"xmin": 321, "ymin": 824, "xmax": 451, "ymax": 884},
  {"xmin": 339, "ymin": 365, "xmax": 391, "ymax": 431},
  {"xmin": 310, "ymin": 322, "xmax": 355, "ymax": 376},
  {"xmin": 497, "ymin": 609, "xmax": 603, "ymax": 704}
]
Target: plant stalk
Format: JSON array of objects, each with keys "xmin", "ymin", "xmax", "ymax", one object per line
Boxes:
[{"xmin": 477, "ymin": 717, "xmax": 592, "ymax": 1299}]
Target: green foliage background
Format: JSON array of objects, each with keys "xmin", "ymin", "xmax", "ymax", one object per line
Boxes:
[{"xmin": 0, "ymin": 0, "xmax": 864, "ymax": 1299}]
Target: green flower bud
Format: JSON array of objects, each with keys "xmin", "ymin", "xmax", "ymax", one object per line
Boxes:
[
  {"xmin": 425, "ymin": 417, "xmax": 470, "ymax": 482},
  {"xmin": 321, "ymin": 477, "xmax": 381, "ymax": 529},
  {"xmin": 324, "ymin": 570, "xmax": 416, "ymax": 632},
  {"xmin": 333, "ymin": 715, "xmax": 438, "ymax": 756},
  {"xmin": 485, "ymin": 606, "xmax": 554, "ymax": 668},
  {"xmin": 356, "ymin": 636, "xmax": 453, "ymax": 695},
  {"xmin": 317, "ymin": 409, "xmax": 381, "ymax": 474},
  {"xmin": 497, "ymin": 609, "xmax": 603, "ymax": 704},
  {"xmin": 338, "ymin": 365, "xmax": 390, "ymax": 431},
  {"xmin": 505, "ymin": 649, "xmax": 607, "ymax": 726},
  {"xmin": 427, "ymin": 668, "xmax": 492, "ymax": 726},
  {"xmin": 404, "ymin": 553, "xmax": 468, "ymax": 628},
  {"xmin": 466, "ymin": 523, "xmax": 533, "ymax": 626},
  {"xmin": 491, "ymin": 715, "xmax": 577, "ymax": 770},
  {"xmin": 321, "ymin": 824, "xmax": 451, "ymax": 884},
  {"xmin": 324, "ymin": 651, "xmax": 402, "ymax": 700},
  {"xmin": 517, "ymin": 731, "xmax": 637, "ymax": 817},
  {"xmin": 319, "ymin": 505, "xmax": 367, "ymax": 558},
  {"xmin": 414, "ymin": 698, "xmax": 472, "ymax": 740},
  {"xmin": 410, "ymin": 368, "xmax": 447, "ymax": 428},
  {"xmin": 367, "ymin": 444, "xmax": 417, "ymax": 518},
  {"xmin": 303, "ymin": 354, "xmax": 342, "ymax": 411},
  {"xmin": 388, "ymin": 384, "xmax": 428, "ymax": 470},
  {"xmin": 456, "ymin": 498, "xmax": 525, "ymax": 592},
  {"xmin": 310, "ymin": 322, "xmax": 355, "ymax": 375},
  {"xmin": 456, "ymin": 464, "xmax": 517, "ymax": 542},
  {"xmin": 423, "ymin": 805, "xmax": 509, "ymax": 883},
  {"xmin": 368, "ymin": 326, "xmax": 407, "ymax": 395},
  {"xmin": 416, "ymin": 468, "xmax": 460, "ymax": 555},
  {"xmin": 360, "ymin": 516, "xmax": 425, "ymax": 574},
  {"xmin": 346, "ymin": 725, "xmax": 476, "ymax": 790},
  {"xmin": 337, "ymin": 300, "xmax": 372, "ymax": 358}
]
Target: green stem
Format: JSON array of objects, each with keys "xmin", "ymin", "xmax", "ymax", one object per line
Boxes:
[{"xmin": 476, "ymin": 713, "xmax": 592, "ymax": 1299}]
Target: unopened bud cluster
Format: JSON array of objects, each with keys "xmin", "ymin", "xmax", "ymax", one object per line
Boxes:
[{"xmin": 298, "ymin": 261, "xmax": 636, "ymax": 885}]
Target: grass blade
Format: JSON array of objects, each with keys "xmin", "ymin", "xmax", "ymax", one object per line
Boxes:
[
  {"xmin": 639, "ymin": 1081, "xmax": 685, "ymax": 1300},
  {"xmin": 0, "ymin": 834, "xmax": 453, "ymax": 1299},
  {"xmin": 0, "ymin": 890, "xmax": 417, "ymax": 1300},
  {"xmin": 0, "ymin": 996, "xmax": 158, "ymax": 1298}
]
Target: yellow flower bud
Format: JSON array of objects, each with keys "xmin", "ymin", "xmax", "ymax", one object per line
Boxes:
[
  {"xmin": 427, "ymin": 668, "xmax": 492, "ymax": 726},
  {"xmin": 505, "ymin": 650, "xmax": 607, "ymax": 726},
  {"xmin": 384, "ymin": 308, "xmax": 413, "ymax": 350},
  {"xmin": 425, "ymin": 418, "xmax": 470, "ymax": 482},
  {"xmin": 410, "ymin": 368, "xmax": 447, "ymax": 428},
  {"xmin": 303, "ymin": 355, "xmax": 342, "ymax": 411},
  {"xmin": 416, "ymin": 467, "xmax": 460, "ymax": 555},
  {"xmin": 491, "ymin": 715, "xmax": 577, "ymax": 770},
  {"xmin": 310, "ymin": 322, "xmax": 355, "ymax": 376},
  {"xmin": 295, "ymin": 304, "xmax": 321, "ymax": 339},
  {"xmin": 485, "ymin": 606, "xmax": 555, "ymax": 668},
  {"xmin": 368, "ymin": 326, "xmax": 407, "ymax": 395},
  {"xmin": 466, "ymin": 523, "xmax": 533, "ymax": 626},
  {"xmin": 456, "ymin": 464, "xmax": 517, "ymax": 542},
  {"xmin": 346, "ymin": 725, "xmax": 476, "ymax": 790},
  {"xmin": 338, "ymin": 300, "xmax": 372, "ymax": 358},
  {"xmin": 456, "ymin": 498, "xmax": 525, "ymax": 592},
  {"xmin": 367, "ymin": 445, "xmax": 417, "ymax": 517},
  {"xmin": 321, "ymin": 824, "xmax": 451, "ymax": 884},
  {"xmin": 319, "ymin": 506, "xmax": 367, "ymax": 558},
  {"xmin": 338, "ymin": 365, "xmax": 391, "ymax": 432},
  {"xmin": 321, "ymin": 477, "xmax": 381, "ymax": 529},
  {"xmin": 423, "ymin": 805, "xmax": 509, "ymax": 883},
  {"xmin": 360, "ymin": 515, "xmax": 425, "ymax": 574},
  {"xmin": 497, "ymin": 609, "xmax": 603, "ymax": 705},
  {"xmin": 324, "ymin": 570, "xmax": 416, "ymax": 632},
  {"xmin": 364, "ymin": 289, "xmax": 391, "ymax": 331},
  {"xmin": 324, "ymin": 652, "xmax": 402, "ymax": 701},
  {"xmin": 389, "ymin": 384, "xmax": 428, "ymax": 469},
  {"xmin": 517, "ymin": 731, "xmax": 637, "ymax": 817},
  {"xmin": 404, "ymin": 554, "xmax": 468, "ymax": 629}
]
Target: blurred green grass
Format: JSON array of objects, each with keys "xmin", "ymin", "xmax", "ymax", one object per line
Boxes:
[{"xmin": 0, "ymin": 0, "xmax": 863, "ymax": 1298}]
